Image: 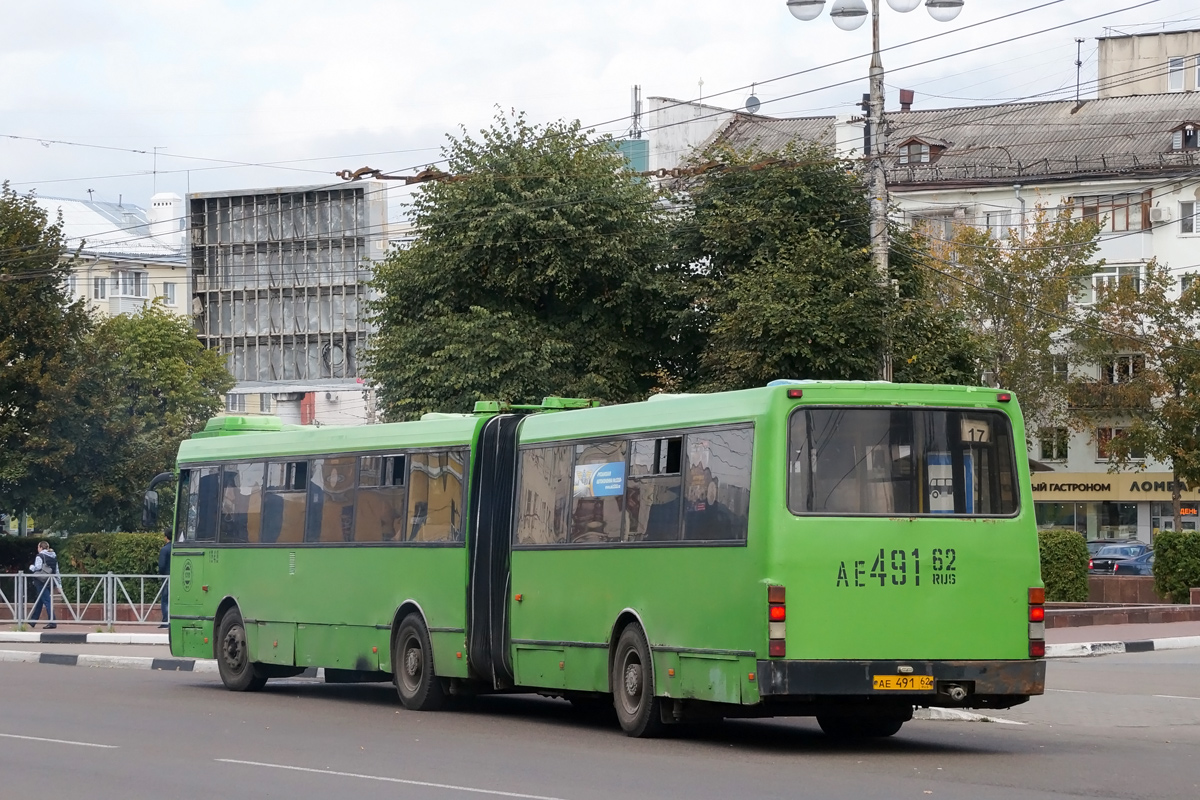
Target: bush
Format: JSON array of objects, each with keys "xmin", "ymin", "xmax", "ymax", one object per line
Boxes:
[
  {"xmin": 1153, "ymin": 530, "xmax": 1200, "ymax": 604},
  {"xmin": 1038, "ymin": 530, "xmax": 1089, "ymax": 602},
  {"xmin": 59, "ymin": 533, "xmax": 164, "ymax": 575}
]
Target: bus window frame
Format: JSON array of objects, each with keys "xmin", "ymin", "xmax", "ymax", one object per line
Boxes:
[
  {"xmin": 785, "ymin": 405, "xmax": 1022, "ymax": 519},
  {"xmin": 175, "ymin": 444, "xmax": 470, "ymax": 548},
  {"xmin": 512, "ymin": 421, "xmax": 755, "ymax": 551}
]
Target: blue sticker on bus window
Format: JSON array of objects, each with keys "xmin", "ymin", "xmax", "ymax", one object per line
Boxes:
[{"xmin": 574, "ymin": 462, "xmax": 626, "ymax": 498}]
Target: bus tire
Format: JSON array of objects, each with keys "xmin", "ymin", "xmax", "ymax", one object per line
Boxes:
[
  {"xmin": 394, "ymin": 613, "xmax": 445, "ymax": 711},
  {"xmin": 216, "ymin": 609, "xmax": 268, "ymax": 692},
  {"xmin": 612, "ymin": 624, "xmax": 665, "ymax": 738},
  {"xmin": 816, "ymin": 713, "xmax": 906, "ymax": 739}
]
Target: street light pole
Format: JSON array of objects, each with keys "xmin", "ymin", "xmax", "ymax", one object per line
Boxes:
[
  {"xmin": 786, "ymin": 0, "xmax": 963, "ymax": 382},
  {"xmin": 867, "ymin": 0, "xmax": 891, "ymax": 382}
]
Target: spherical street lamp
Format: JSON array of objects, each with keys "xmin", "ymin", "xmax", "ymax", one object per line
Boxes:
[
  {"xmin": 786, "ymin": 0, "xmax": 826, "ymax": 22},
  {"xmin": 925, "ymin": 0, "xmax": 964, "ymax": 22},
  {"xmin": 886, "ymin": 0, "xmax": 921, "ymax": 11},
  {"xmin": 830, "ymin": 0, "xmax": 869, "ymax": 31}
]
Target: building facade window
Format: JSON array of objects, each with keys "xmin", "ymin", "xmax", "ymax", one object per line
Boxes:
[
  {"xmin": 1076, "ymin": 264, "xmax": 1142, "ymax": 304},
  {"xmin": 1052, "ymin": 354, "xmax": 1070, "ymax": 381},
  {"xmin": 1038, "ymin": 427, "xmax": 1069, "ymax": 462},
  {"xmin": 226, "ymin": 393, "xmax": 247, "ymax": 413},
  {"xmin": 162, "ymin": 282, "xmax": 176, "ymax": 305},
  {"xmin": 1151, "ymin": 502, "xmax": 1198, "ymax": 531},
  {"xmin": 1168, "ymin": 56, "xmax": 1185, "ymax": 92},
  {"xmin": 260, "ymin": 393, "xmax": 274, "ymax": 413},
  {"xmin": 985, "ymin": 210, "xmax": 1013, "ymax": 240},
  {"xmin": 1036, "ymin": 501, "xmax": 1138, "ymax": 540},
  {"xmin": 113, "ymin": 270, "xmax": 148, "ymax": 298},
  {"xmin": 1096, "ymin": 427, "xmax": 1145, "ymax": 461},
  {"xmin": 93, "ymin": 276, "xmax": 107, "ymax": 300},
  {"xmin": 899, "ymin": 142, "xmax": 930, "ymax": 164},
  {"xmin": 66, "ymin": 274, "xmax": 77, "ymax": 297},
  {"xmin": 1100, "ymin": 354, "xmax": 1145, "ymax": 385},
  {"xmin": 1173, "ymin": 125, "xmax": 1199, "ymax": 151},
  {"xmin": 1182, "ymin": 201, "xmax": 1198, "ymax": 233},
  {"xmin": 1073, "ymin": 193, "xmax": 1150, "ymax": 233}
]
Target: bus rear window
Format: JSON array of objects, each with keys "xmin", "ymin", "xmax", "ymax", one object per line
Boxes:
[{"xmin": 788, "ymin": 408, "xmax": 1019, "ymax": 517}]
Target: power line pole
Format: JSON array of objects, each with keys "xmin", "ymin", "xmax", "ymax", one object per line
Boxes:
[{"xmin": 868, "ymin": 0, "xmax": 893, "ymax": 382}]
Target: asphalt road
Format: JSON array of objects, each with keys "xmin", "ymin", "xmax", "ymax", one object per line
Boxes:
[{"xmin": 2, "ymin": 650, "xmax": 1198, "ymax": 800}]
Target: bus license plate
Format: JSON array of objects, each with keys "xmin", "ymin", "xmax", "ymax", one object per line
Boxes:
[{"xmin": 872, "ymin": 675, "xmax": 934, "ymax": 691}]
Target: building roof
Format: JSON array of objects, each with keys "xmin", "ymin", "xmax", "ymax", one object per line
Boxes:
[
  {"xmin": 705, "ymin": 93, "xmax": 1200, "ymax": 189},
  {"xmin": 34, "ymin": 196, "xmax": 183, "ymax": 262}
]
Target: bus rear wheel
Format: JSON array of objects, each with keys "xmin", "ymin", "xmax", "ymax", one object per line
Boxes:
[
  {"xmin": 612, "ymin": 625, "xmax": 665, "ymax": 738},
  {"xmin": 816, "ymin": 712, "xmax": 907, "ymax": 739},
  {"xmin": 393, "ymin": 613, "xmax": 445, "ymax": 711},
  {"xmin": 216, "ymin": 610, "xmax": 268, "ymax": 692}
]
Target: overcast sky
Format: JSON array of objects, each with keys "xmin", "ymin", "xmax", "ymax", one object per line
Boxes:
[{"xmin": 2, "ymin": 0, "xmax": 1198, "ymax": 221}]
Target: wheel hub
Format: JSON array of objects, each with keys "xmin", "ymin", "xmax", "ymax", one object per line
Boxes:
[
  {"xmin": 405, "ymin": 645, "xmax": 421, "ymax": 677},
  {"xmin": 623, "ymin": 662, "xmax": 642, "ymax": 697}
]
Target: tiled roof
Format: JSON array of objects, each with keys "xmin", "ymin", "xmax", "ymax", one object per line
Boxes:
[{"xmin": 706, "ymin": 93, "xmax": 1200, "ymax": 188}]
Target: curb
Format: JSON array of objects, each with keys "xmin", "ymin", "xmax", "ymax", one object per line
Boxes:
[
  {"xmin": 0, "ymin": 632, "xmax": 168, "ymax": 645},
  {"xmin": 1046, "ymin": 634, "xmax": 1200, "ymax": 658},
  {"xmin": 0, "ymin": 648, "xmax": 322, "ymax": 678}
]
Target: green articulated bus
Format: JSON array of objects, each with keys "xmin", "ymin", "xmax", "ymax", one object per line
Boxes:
[{"xmin": 153, "ymin": 381, "xmax": 1046, "ymax": 738}]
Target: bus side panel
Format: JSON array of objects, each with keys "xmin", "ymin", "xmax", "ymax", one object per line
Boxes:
[
  {"xmin": 509, "ymin": 545, "xmax": 764, "ymax": 701},
  {"xmin": 193, "ymin": 546, "xmax": 469, "ymax": 678}
]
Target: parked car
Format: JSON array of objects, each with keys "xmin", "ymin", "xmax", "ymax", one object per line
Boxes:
[
  {"xmin": 1089, "ymin": 543, "xmax": 1152, "ymax": 574},
  {"xmin": 1086, "ymin": 539, "xmax": 1139, "ymax": 557},
  {"xmin": 1112, "ymin": 551, "xmax": 1156, "ymax": 576}
]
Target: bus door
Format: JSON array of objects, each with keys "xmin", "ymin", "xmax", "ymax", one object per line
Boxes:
[{"xmin": 170, "ymin": 466, "xmax": 218, "ymax": 656}]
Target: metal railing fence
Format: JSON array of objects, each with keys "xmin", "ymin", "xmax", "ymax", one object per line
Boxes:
[{"xmin": 0, "ymin": 572, "xmax": 168, "ymax": 628}]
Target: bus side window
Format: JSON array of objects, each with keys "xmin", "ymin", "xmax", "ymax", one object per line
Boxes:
[
  {"xmin": 406, "ymin": 450, "xmax": 466, "ymax": 543},
  {"xmin": 194, "ymin": 467, "xmax": 220, "ymax": 542},
  {"xmin": 306, "ymin": 457, "xmax": 358, "ymax": 543},
  {"xmin": 571, "ymin": 440, "xmax": 627, "ymax": 545},
  {"xmin": 356, "ymin": 454, "xmax": 407, "ymax": 542},
  {"xmin": 264, "ymin": 461, "xmax": 308, "ymax": 544},
  {"xmin": 627, "ymin": 437, "xmax": 683, "ymax": 542},
  {"xmin": 515, "ymin": 446, "xmax": 571, "ymax": 545},
  {"xmin": 682, "ymin": 427, "xmax": 753, "ymax": 542},
  {"xmin": 176, "ymin": 469, "xmax": 194, "ymax": 542},
  {"xmin": 219, "ymin": 463, "xmax": 264, "ymax": 544}
]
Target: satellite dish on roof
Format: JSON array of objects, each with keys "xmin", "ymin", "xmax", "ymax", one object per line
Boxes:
[{"xmin": 746, "ymin": 94, "xmax": 761, "ymax": 114}]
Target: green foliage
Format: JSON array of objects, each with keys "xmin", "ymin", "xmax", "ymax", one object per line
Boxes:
[
  {"xmin": 59, "ymin": 533, "xmax": 165, "ymax": 576},
  {"xmin": 1037, "ymin": 530, "xmax": 1089, "ymax": 602},
  {"xmin": 43, "ymin": 302, "xmax": 231, "ymax": 532},
  {"xmin": 0, "ymin": 182, "xmax": 94, "ymax": 517},
  {"xmin": 1152, "ymin": 530, "xmax": 1200, "ymax": 604},
  {"xmin": 1068, "ymin": 262, "xmax": 1200, "ymax": 532},
  {"xmin": 933, "ymin": 204, "xmax": 1102, "ymax": 430},
  {"xmin": 677, "ymin": 142, "xmax": 978, "ymax": 390},
  {"xmin": 368, "ymin": 110, "xmax": 682, "ymax": 418}
]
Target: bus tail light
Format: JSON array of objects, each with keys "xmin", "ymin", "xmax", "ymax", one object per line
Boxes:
[
  {"xmin": 1028, "ymin": 586, "xmax": 1045, "ymax": 658},
  {"xmin": 768, "ymin": 585, "xmax": 786, "ymax": 658},
  {"xmin": 997, "ymin": 392, "xmax": 1012, "ymax": 402}
]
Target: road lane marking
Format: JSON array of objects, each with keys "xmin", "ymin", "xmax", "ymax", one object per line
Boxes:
[
  {"xmin": 216, "ymin": 759, "xmax": 567, "ymax": 800},
  {"xmin": 1153, "ymin": 694, "xmax": 1200, "ymax": 701},
  {"xmin": 0, "ymin": 733, "xmax": 118, "ymax": 749},
  {"xmin": 1046, "ymin": 689, "xmax": 1088, "ymax": 694}
]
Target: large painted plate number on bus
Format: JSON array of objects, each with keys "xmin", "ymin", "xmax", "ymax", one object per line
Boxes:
[{"xmin": 872, "ymin": 675, "xmax": 934, "ymax": 691}]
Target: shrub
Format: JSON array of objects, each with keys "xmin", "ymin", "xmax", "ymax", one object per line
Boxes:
[
  {"xmin": 1153, "ymin": 530, "xmax": 1200, "ymax": 604},
  {"xmin": 1038, "ymin": 530, "xmax": 1089, "ymax": 602},
  {"xmin": 60, "ymin": 533, "xmax": 165, "ymax": 575}
]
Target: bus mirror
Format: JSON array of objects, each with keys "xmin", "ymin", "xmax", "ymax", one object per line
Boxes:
[{"xmin": 143, "ymin": 490, "xmax": 159, "ymax": 529}]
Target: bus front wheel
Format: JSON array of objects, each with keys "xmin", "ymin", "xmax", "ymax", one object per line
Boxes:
[
  {"xmin": 216, "ymin": 610, "xmax": 268, "ymax": 692},
  {"xmin": 393, "ymin": 613, "xmax": 445, "ymax": 711},
  {"xmin": 612, "ymin": 625, "xmax": 665, "ymax": 738}
]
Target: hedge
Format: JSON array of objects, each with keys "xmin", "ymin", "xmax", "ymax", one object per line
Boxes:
[
  {"xmin": 1153, "ymin": 530, "xmax": 1200, "ymax": 604},
  {"xmin": 0, "ymin": 533, "xmax": 164, "ymax": 575},
  {"xmin": 1038, "ymin": 530, "xmax": 1089, "ymax": 602}
]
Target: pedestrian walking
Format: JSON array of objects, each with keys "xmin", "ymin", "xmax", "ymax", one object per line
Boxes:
[
  {"xmin": 28, "ymin": 541, "xmax": 60, "ymax": 629},
  {"xmin": 158, "ymin": 532, "xmax": 171, "ymax": 628}
]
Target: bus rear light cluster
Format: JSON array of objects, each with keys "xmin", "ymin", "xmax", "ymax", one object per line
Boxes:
[
  {"xmin": 768, "ymin": 585, "xmax": 786, "ymax": 658},
  {"xmin": 1028, "ymin": 587, "xmax": 1045, "ymax": 657}
]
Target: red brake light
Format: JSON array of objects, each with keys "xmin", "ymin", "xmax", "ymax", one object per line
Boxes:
[
  {"xmin": 1029, "ymin": 606, "xmax": 1045, "ymax": 622},
  {"xmin": 1113, "ymin": 563, "xmax": 1118, "ymax": 573},
  {"xmin": 768, "ymin": 640, "xmax": 787, "ymax": 657},
  {"xmin": 997, "ymin": 392, "xmax": 1011, "ymax": 402},
  {"xmin": 787, "ymin": 389, "xmax": 803, "ymax": 399},
  {"xmin": 1029, "ymin": 640, "xmax": 1046, "ymax": 658},
  {"xmin": 769, "ymin": 605, "xmax": 787, "ymax": 622},
  {"xmin": 1088, "ymin": 558, "xmax": 1093, "ymax": 570}
]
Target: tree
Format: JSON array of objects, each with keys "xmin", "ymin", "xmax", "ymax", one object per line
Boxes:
[
  {"xmin": 674, "ymin": 142, "xmax": 977, "ymax": 390},
  {"xmin": 42, "ymin": 302, "xmax": 234, "ymax": 532},
  {"xmin": 930, "ymin": 203, "xmax": 1102, "ymax": 432},
  {"xmin": 0, "ymin": 183, "xmax": 93, "ymax": 522},
  {"xmin": 368, "ymin": 111, "xmax": 682, "ymax": 419},
  {"xmin": 1067, "ymin": 261, "xmax": 1200, "ymax": 532}
]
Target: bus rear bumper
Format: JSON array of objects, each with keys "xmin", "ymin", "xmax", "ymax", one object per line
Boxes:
[{"xmin": 755, "ymin": 658, "xmax": 1045, "ymax": 710}]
